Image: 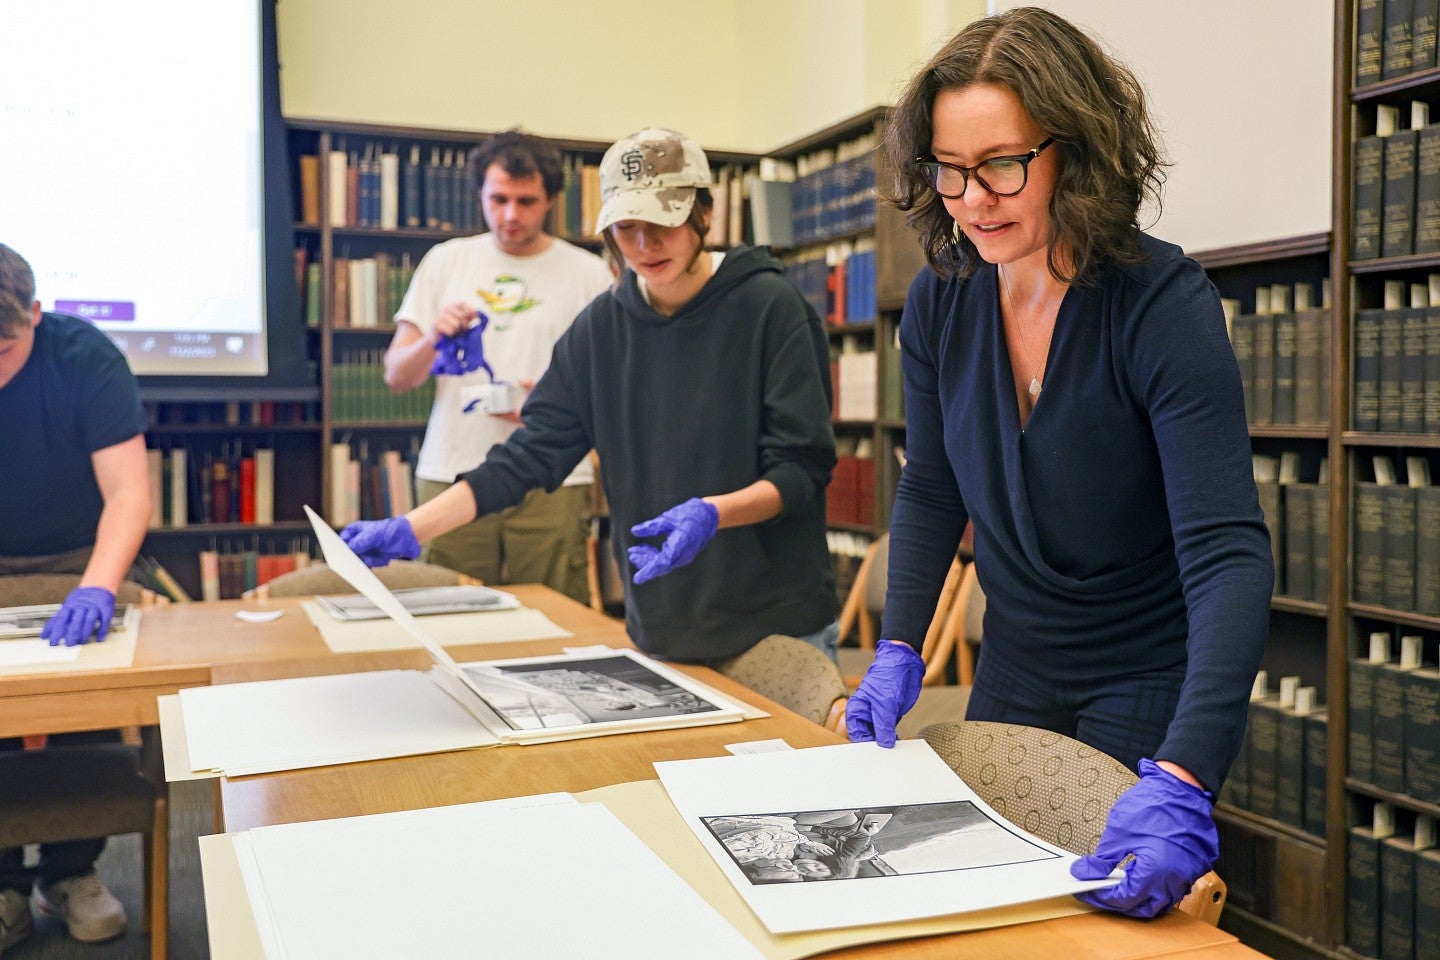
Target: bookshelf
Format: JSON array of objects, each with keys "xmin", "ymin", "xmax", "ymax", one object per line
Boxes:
[
  {"xmin": 138, "ymin": 119, "xmax": 760, "ymax": 601},
  {"xmin": 763, "ymin": 107, "xmax": 928, "ymax": 548},
  {"xmin": 1338, "ymin": 5, "xmax": 1440, "ymax": 960},
  {"xmin": 1193, "ymin": 233, "xmax": 1336, "ymax": 956}
]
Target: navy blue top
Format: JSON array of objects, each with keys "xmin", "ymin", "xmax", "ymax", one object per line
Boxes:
[
  {"xmin": 880, "ymin": 234, "xmax": 1272, "ymax": 791},
  {"xmin": 0, "ymin": 312, "xmax": 146, "ymax": 557}
]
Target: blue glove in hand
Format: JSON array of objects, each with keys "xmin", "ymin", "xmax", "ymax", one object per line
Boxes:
[
  {"xmin": 845, "ymin": 640, "xmax": 925, "ymax": 748},
  {"xmin": 627, "ymin": 498, "xmax": 720, "ymax": 585},
  {"xmin": 1070, "ymin": 758, "xmax": 1219, "ymax": 918},
  {"xmin": 431, "ymin": 315, "xmax": 493, "ymax": 379},
  {"xmin": 40, "ymin": 586, "xmax": 116, "ymax": 647},
  {"xmin": 340, "ymin": 516, "xmax": 422, "ymax": 568}
]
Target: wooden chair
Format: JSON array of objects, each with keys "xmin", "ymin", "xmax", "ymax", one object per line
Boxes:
[
  {"xmin": 917, "ymin": 720, "xmax": 1227, "ymax": 925},
  {"xmin": 713, "ymin": 634, "xmax": 849, "ymax": 734},
  {"xmin": 253, "ymin": 559, "xmax": 477, "ymax": 599},
  {"xmin": 0, "ymin": 576, "xmax": 167, "ymax": 960},
  {"xmin": 836, "ymin": 532, "xmax": 967, "ymax": 689}
]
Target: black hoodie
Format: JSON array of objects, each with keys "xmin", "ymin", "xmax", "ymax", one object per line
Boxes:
[{"xmin": 461, "ymin": 244, "xmax": 838, "ymax": 660}]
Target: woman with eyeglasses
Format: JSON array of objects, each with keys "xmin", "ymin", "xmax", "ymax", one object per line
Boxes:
[{"xmin": 847, "ymin": 7, "xmax": 1271, "ymax": 920}]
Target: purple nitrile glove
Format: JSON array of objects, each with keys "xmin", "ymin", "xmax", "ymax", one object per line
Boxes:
[
  {"xmin": 627, "ymin": 497, "xmax": 720, "ymax": 585},
  {"xmin": 1070, "ymin": 758, "xmax": 1219, "ymax": 918},
  {"xmin": 340, "ymin": 515, "xmax": 422, "ymax": 568},
  {"xmin": 40, "ymin": 586, "xmax": 116, "ymax": 647},
  {"xmin": 431, "ymin": 313, "xmax": 493, "ymax": 379},
  {"xmin": 845, "ymin": 640, "xmax": 925, "ymax": 748}
]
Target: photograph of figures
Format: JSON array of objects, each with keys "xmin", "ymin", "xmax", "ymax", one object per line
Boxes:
[
  {"xmin": 462, "ymin": 653, "xmax": 724, "ymax": 730},
  {"xmin": 0, "ymin": 602, "xmax": 132, "ymax": 639},
  {"xmin": 702, "ymin": 800, "xmax": 1058, "ymax": 885}
]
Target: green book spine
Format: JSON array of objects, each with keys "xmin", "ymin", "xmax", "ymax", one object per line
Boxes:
[
  {"xmin": 1416, "ymin": 487, "xmax": 1440, "ymax": 615},
  {"xmin": 1403, "ymin": 668, "xmax": 1440, "ymax": 803},
  {"xmin": 1381, "ymin": 485, "xmax": 1416, "ymax": 611},
  {"xmin": 1274, "ymin": 704, "xmax": 1306, "ymax": 828},
  {"xmin": 1383, "ymin": 0, "xmax": 1416, "ymax": 80},
  {"xmin": 1401, "ymin": 307, "xmax": 1426, "ymax": 432},
  {"xmin": 1272, "ymin": 310, "xmax": 1297, "ymax": 425},
  {"xmin": 1356, "ymin": 308, "xmax": 1383, "ymax": 430},
  {"xmin": 1312, "ymin": 483, "xmax": 1331, "ymax": 605},
  {"xmin": 1247, "ymin": 697, "xmax": 1282, "ymax": 820},
  {"xmin": 1426, "ymin": 307, "xmax": 1440, "ymax": 431},
  {"xmin": 1360, "ymin": 0, "xmax": 1386, "ymax": 85},
  {"xmin": 1355, "ymin": 482, "xmax": 1387, "ymax": 605},
  {"xmin": 1352, "ymin": 658, "xmax": 1380, "ymax": 784},
  {"xmin": 1417, "ymin": 848, "xmax": 1440, "ymax": 960},
  {"xmin": 1349, "ymin": 827, "xmax": 1383, "ymax": 957},
  {"xmin": 1355, "ymin": 135, "xmax": 1386, "ymax": 260},
  {"xmin": 1379, "ymin": 836, "xmax": 1416, "ymax": 960},
  {"xmin": 1374, "ymin": 661, "xmax": 1413, "ymax": 793},
  {"xmin": 1253, "ymin": 312, "xmax": 1275, "ymax": 425},
  {"xmin": 1415, "ymin": 123, "xmax": 1440, "ymax": 253},
  {"xmin": 1303, "ymin": 710, "xmax": 1328, "ymax": 838},
  {"xmin": 1283, "ymin": 484, "xmax": 1314, "ymax": 601},
  {"xmin": 1294, "ymin": 308, "xmax": 1323, "ymax": 425},
  {"xmin": 1380, "ymin": 307, "xmax": 1405, "ymax": 433}
]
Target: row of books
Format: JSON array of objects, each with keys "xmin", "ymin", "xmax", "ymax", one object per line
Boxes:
[
  {"xmin": 1252, "ymin": 453, "xmax": 1329, "ymax": 605},
  {"xmin": 326, "ymin": 442, "xmax": 419, "ymax": 528},
  {"xmin": 144, "ymin": 401, "xmax": 316, "ymax": 428},
  {"xmin": 144, "ymin": 445, "xmax": 276, "ymax": 528},
  {"xmin": 828, "ymin": 440, "xmax": 876, "ymax": 527},
  {"xmin": 786, "ymin": 240, "xmax": 880, "ymax": 327},
  {"xmin": 300, "ymin": 252, "xmax": 418, "ymax": 331},
  {"xmin": 1347, "ymin": 800, "xmax": 1439, "ymax": 960},
  {"xmin": 1356, "ymin": 0, "xmax": 1440, "ymax": 86},
  {"xmin": 831, "ymin": 342, "xmax": 877, "ymax": 422},
  {"xmin": 1222, "ymin": 281, "xmax": 1331, "ymax": 429},
  {"xmin": 298, "ymin": 145, "xmax": 479, "ymax": 234},
  {"xmin": 1219, "ymin": 672, "xmax": 1326, "ymax": 839},
  {"xmin": 331, "ymin": 349, "xmax": 435, "ymax": 424},
  {"xmin": 198, "ymin": 546, "xmax": 315, "ymax": 601},
  {"xmin": 1349, "ymin": 631, "xmax": 1440, "ymax": 803},
  {"xmin": 1354, "ymin": 278, "xmax": 1440, "ymax": 434},
  {"xmin": 1352, "ymin": 454, "xmax": 1440, "ymax": 615},
  {"xmin": 1352, "ymin": 102, "xmax": 1440, "ymax": 261},
  {"xmin": 784, "ymin": 131, "xmax": 879, "ymax": 248}
]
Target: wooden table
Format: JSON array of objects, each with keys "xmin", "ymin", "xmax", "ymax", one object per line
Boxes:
[
  {"xmin": 0, "ymin": 585, "xmax": 619, "ymax": 738},
  {"xmin": 2, "ymin": 590, "xmax": 1268, "ymax": 959}
]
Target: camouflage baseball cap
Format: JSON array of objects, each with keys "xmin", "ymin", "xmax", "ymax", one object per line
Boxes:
[{"xmin": 595, "ymin": 128, "xmax": 712, "ymax": 233}]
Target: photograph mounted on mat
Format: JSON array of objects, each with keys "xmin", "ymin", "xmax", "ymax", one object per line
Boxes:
[
  {"xmin": 0, "ymin": 602, "xmax": 136, "ymax": 640},
  {"xmin": 315, "ymin": 584, "xmax": 519, "ymax": 621}
]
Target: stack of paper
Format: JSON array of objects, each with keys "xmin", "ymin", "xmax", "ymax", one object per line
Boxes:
[
  {"xmin": 216, "ymin": 795, "xmax": 764, "ymax": 960},
  {"xmin": 315, "ymin": 584, "xmax": 519, "ymax": 621}
]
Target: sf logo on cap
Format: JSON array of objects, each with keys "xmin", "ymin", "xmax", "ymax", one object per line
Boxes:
[{"xmin": 619, "ymin": 147, "xmax": 645, "ymax": 181}]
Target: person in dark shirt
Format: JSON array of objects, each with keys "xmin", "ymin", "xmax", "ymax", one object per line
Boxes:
[
  {"xmin": 845, "ymin": 9, "xmax": 1271, "ymax": 920},
  {"xmin": 0, "ymin": 243, "xmax": 149, "ymax": 949},
  {"xmin": 339, "ymin": 129, "xmax": 838, "ymax": 663}
]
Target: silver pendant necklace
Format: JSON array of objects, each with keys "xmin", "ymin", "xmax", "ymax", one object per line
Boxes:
[{"xmin": 999, "ymin": 268, "xmax": 1055, "ymax": 401}]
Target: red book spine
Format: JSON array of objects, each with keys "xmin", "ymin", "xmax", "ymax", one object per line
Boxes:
[
  {"xmin": 239, "ymin": 457, "xmax": 256, "ymax": 524},
  {"xmin": 211, "ymin": 460, "xmax": 231, "ymax": 524}
]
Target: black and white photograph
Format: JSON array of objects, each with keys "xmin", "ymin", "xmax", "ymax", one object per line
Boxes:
[
  {"xmin": 0, "ymin": 602, "xmax": 131, "ymax": 640},
  {"xmin": 463, "ymin": 653, "xmax": 723, "ymax": 730},
  {"xmin": 702, "ymin": 801, "xmax": 1057, "ymax": 885}
]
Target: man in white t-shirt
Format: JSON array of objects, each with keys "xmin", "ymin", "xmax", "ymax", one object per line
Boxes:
[{"xmin": 383, "ymin": 131, "xmax": 612, "ymax": 603}]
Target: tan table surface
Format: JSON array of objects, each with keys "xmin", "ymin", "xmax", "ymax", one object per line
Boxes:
[
  {"xmin": 0, "ymin": 585, "xmax": 616, "ymax": 738},
  {"xmin": 3, "ymin": 587, "xmax": 1264, "ymax": 959}
]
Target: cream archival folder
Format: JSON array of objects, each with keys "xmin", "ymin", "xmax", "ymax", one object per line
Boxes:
[{"xmin": 202, "ymin": 796, "xmax": 765, "ymax": 960}]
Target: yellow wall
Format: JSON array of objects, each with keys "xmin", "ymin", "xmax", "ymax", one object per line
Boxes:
[{"xmin": 276, "ymin": 0, "xmax": 984, "ymax": 154}]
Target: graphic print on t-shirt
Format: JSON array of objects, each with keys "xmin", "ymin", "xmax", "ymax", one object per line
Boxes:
[{"xmin": 476, "ymin": 274, "xmax": 540, "ymax": 331}]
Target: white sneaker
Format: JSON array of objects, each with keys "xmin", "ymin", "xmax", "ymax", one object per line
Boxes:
[
  {"xmin": 33, "ymin": 873, "xmax": 127, "ymax": 943},
  {"xmin": 0, "ymin": 888, "xmax": 33, "ymax": 955}
]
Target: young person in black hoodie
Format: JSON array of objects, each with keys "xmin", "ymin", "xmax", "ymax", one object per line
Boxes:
[{"xmin": 341, "ymin": 128, "xmax": 839, "ymax": 663}]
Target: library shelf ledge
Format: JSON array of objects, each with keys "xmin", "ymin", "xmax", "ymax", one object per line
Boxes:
[
  {"xmin": 825, "ymin": 320, "xmax": 876, "ymax": 337},
  {"xmin": 1189, "ymin": 232, "xmax": 1331, "ymax": 270},
  {"xmin": 1340, "ymin": 430, "xmax": 1440, "ymax": 448},
  {"xmin": 1348, "ymin": 251, "xmax": 1440, "ymax": 274},
  {"xmin": 145, "ymin": 423, "xmax": 320, "ymax": 436},
  {"xmin": 877, "ymin": 418, "xmax": 906, "ymax": 430},
  {"xmin": 330, "ymin": 420, "xmax": 430, "ymax": 430},
  {"xmin": 773, "ymin": 228, "xmax": 874, "ymax": 256},
  {"xmin": 1351, "ymin": 64, "xmax": 1440, "ymax": 103},
  {"xmin": 1344, "ymin": 778, "xmax": 1440, "ymax": 819},
  {"xmin": 327, "ymin": 325, "xmax": 401, "ymax": 337},
  {"xmin": 1249, "ymin": 424, "xmax": 1328, "ymax": 440},
  {"xmin": 1215, "ymin": 804, "xmax": 1326, "ymax": 851},
  {"xmin": 329, "ymin": 225, "xmax": 481, "ymax": 242},
  {"xmin": 1345, "ymin": 602, "xmax": 1440, "ymax": 631},
  {"xmin": 146, "ymin": 520, "xmax": 315, "ymax": 537},
  {"xmin": 1271, "ymin": 595, "xmax": 1328, "ymax": 618},
  {"xmin": 832, "ymin": 419, "xmax": 876, "ymax": 429}
]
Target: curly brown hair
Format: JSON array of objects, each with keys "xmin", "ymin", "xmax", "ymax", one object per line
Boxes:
[{"xmin": 885, "ymin": 6, "xmax": 1166, "ymax": 283}]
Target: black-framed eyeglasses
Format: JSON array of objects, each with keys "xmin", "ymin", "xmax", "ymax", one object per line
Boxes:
[{"xmin": 916, "ymin": 137, "xmax": 1055, "ymax": 199}]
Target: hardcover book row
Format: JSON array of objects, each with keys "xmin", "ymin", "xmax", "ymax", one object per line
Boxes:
[
  {"xmin": 1348, "ymin": 631, "xmax": 1440, "ymax": 804},
  {"xmin": 1352, "ymin": 278, "xmax": 1440, "ymax": 434},
  {"xmin": 1220, "ymin": 672, "xmax": 1327, "ymax": 840},
  {"xmin": 1351, "ymin": 455, "xmax": 1440, "ymax": 616},
  {"xmin": 1222, "ymin": 282, "xmax": 1331, "ymax": 430}
]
